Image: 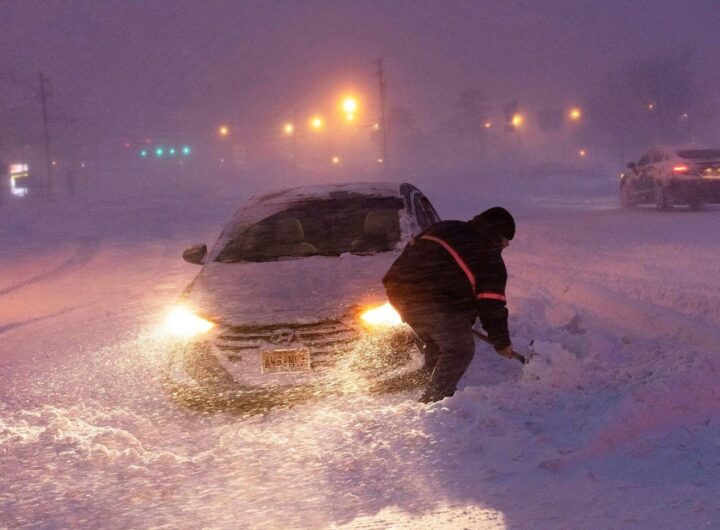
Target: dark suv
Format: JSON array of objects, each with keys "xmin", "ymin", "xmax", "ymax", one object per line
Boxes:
[{"xmin": 620, "ymin": 147, "xmax": 720, "ymax": 210}]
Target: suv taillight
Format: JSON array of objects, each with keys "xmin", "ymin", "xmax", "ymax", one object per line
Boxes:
[{"xmin": 672, "ymin": 164, "xmax": 689, "ymax": 173}]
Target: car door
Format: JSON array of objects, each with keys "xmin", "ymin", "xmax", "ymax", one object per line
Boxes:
[
  {"xmin": 648, "ymin": 149, "xmax": 666, "ymax": 185},
  {"xmin": 636, "ymin": 151, "xmax": 655, "ymax": 194}
]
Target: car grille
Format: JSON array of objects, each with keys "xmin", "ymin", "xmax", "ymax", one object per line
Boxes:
[{"xmin": 215, "ymin": 320, "xmax": 360, "ymax": 369}]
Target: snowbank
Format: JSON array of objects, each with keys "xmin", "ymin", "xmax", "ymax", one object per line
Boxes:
[{"xmin": 2, "ymin": 180, "xmax": 720, "ymax": 528}]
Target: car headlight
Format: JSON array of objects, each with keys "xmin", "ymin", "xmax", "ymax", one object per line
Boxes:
[
  {"xmin": 360, "ymin": 302, "xmax": 403, "ymax": 328},
  {"xmin": 164, "ymin": 306, "xmax": 215, "ymax": 338}
]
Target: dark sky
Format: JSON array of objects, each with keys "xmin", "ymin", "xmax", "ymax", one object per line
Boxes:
[{"xmin": 2, "ymin": 0, "xmax": 719, "ymax": 162}]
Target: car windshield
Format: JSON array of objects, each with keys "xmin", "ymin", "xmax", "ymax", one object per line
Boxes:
[
  {"xmin": 677, "ymin": 150, "xmax": 720, "ymax": 160},
  {"xmin": 215, "ymin": 196, "xmax": 404, "ymax": 262}
]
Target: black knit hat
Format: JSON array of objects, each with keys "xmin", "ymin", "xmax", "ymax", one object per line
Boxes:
[{"xmin": 475, "ymin": 207, "xmax": 515, "ymax": 240}]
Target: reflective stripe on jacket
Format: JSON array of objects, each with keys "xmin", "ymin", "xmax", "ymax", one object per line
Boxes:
[
  {"xmin": 419, "ymin": 235, "xmax": 507, "ymax": 302},
  {"xmin": 383, "ymin": 217, "xmax": 511, "ymax": 350}
]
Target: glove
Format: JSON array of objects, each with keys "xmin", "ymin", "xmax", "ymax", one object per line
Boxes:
[{"xmin": 496, "ymin": 344, "xmax": 514, "ymax": 360}]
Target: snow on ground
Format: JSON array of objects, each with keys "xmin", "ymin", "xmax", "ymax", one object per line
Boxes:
[{"xmin": 1, "ymin": 175, "xmax": 720, "ymax": 529}]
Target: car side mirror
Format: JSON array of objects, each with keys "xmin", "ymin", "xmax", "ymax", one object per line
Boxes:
[{"xmin": 183, "ymin": 244, "xmax": 207, "ymax": 265}]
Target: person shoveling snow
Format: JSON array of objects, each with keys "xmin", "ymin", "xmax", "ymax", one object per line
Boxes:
[{"xmin": 383, "ymin": 207, "xmax": 520, "ymax": 403}]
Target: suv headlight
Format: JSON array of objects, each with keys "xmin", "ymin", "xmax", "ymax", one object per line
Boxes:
[
  {"xmin": 360, "ymin": 302, "xmax": 403, "ymax": 328},
  {"xmin": 164, "ymin": 306, "xmax": 215, "ymax": 338}
]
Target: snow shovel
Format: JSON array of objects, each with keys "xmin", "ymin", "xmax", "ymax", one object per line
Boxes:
[{"xmin": 472, "ymin": 328, "xmax": 531, "ymax": 365}]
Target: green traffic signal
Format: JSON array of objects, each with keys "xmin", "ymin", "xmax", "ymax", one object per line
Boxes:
[{"xmin": 139, "ymin": 145, "xmax": 190, "ymax": 159}]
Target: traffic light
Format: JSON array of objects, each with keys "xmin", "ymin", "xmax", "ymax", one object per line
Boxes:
[{"xmin": 138, "ymin": 144, "xmax": 191, "ymax": 159}]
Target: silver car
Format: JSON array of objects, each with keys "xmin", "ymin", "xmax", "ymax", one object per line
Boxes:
[
  {"xmin": 621, "ymin": 147, "xmax": 720, "ymax": 210},
  {"xmin": 163, "ymin": 182, "xmax": 441, "ymax": 408}
]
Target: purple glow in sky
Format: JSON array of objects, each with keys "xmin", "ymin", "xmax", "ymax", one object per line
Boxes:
[{"xmin": 2, "ymin": 1, "xmax": 719, "ymax": 177}]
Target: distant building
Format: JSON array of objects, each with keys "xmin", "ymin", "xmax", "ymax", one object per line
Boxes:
[{"xmin": 9, "ymin": 163, "xmax": 30, "ymax": 198}]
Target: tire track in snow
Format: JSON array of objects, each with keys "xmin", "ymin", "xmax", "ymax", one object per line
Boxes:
[
  {"xmin": 0, "ymin": 237, "xmax": 100, "ymax": 296},
  {"xmin": 515, "ymin": 255, "xmax": 720, "ymax": 352}
]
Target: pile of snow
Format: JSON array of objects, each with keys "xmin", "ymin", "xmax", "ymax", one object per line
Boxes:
[{"xmin": 2, "ymin": 179, "xmax": 720, "ymax": 528}]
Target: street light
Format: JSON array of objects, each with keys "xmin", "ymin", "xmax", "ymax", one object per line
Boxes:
[
  {"xmin": 342, "ymin": 97, "xmax": 358, "ymax": 115},
  {"xmin": 484, "ymin": 121, "xmax": 492, "ymax": 129},
  {"xmin": 579, "ymin": 148, "xmax": 587, "ymax": 157},
  {"xmin": 310, "ymin": 116, "xmax": 324, "ymax": 130},
  {"xmin": 218, "ymin": 125, "xmax": 229, "ymax": 137},
  {"xmin": 331, "ymin": 156, "xmax": 340, "ymax": 164},
  {"xmin": 283, "ymin": 123, "xmax": 294, "ymax": 135},
  {"xmin": 569, "ymin": 107, "xmax": 582, "ymax": 121},
  {"xmin": 511, "ymin": 113, "xmax": 524, "ymax": 128}
]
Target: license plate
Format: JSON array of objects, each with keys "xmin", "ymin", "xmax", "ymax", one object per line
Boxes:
[{"xmin": 261, "ymin": 348, "xmax": 311, "ymax": 374}]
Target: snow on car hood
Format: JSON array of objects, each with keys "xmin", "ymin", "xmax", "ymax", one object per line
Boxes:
[{"xmin": 183, "ymin": 252, "xmax": 399, "ymax": 325}]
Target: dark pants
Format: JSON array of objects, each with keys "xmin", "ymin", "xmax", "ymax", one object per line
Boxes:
[{"xmin": 389, "ymin": 296, "xmax": 476, "ymax": 403}]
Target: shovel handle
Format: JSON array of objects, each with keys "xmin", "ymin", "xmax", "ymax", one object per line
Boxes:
[{"xmin": 472, "ymin": 329, "xmax": 528, "ymax": 365}]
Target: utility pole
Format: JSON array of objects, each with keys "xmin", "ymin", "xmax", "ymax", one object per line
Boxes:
[
  {"xmin": 376, "ymin": 58, "xmax": 388, "ymax": 170},
  {"xmin": 39, "ymin": 73, "xmax": 53, "ymax": 197},
  {"xmin": 293, "ymin": 107, "xmax": 298, "ymax": 176}
]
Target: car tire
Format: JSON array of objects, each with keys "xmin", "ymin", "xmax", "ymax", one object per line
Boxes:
[
  {"xmin": 620, "ymin": 184, "xmax": 636, "ymax": 209},
  {"xmin": 654, "ymin": 185, "xmax": 672, "ymax": 211}
]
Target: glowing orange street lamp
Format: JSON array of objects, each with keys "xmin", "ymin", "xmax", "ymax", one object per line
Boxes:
[
  {"xmin": 569, "ymin": 107, "xmax": 582, "ymax": 121},
  {"xmin": 310, "ymin": 116, "xmax": 324, "ymax": 130},
  {"xmin": 218, "ymin": 125, "xmax": 229, "ymax": 137},
  {"xmin": 283, "ymin": 123, "xmax": 294, "ymax": 135},
  {"xmin": 331, "ymin": 156, "xmax": 340, "ymax": 164},
  {"xmin": 484, "ymin": 121, "xmax": 492, "ymax": 129},
  {"xmin": 342, "ymin": 97, "xmax": 358, "ymax": 115},
  {"xmin": 579, "ymin": 148, "xmax": 587, "ymax": 157},
  {"xmin": 512, "ymin": 113, "xmax": 524, "ymax": 128}
]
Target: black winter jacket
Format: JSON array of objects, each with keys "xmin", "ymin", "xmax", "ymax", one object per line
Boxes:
[{"xmin": 383, "ymin": 217, "xmax": 510, "ymax": 350}]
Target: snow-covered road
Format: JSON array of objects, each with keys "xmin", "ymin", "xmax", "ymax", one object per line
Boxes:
[{"xmin": 2, "ymin": 186, "xmax": 719, "ymax": 529}]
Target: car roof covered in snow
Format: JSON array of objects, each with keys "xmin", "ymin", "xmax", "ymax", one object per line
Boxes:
[{"xmin": 246, "ymin": 181, "xmax": 405, "ymax": 207}]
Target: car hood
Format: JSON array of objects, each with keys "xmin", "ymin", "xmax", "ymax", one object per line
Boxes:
[{"xmin": 183, "ymin": 253, "xmax": 399, "ymax": 325}]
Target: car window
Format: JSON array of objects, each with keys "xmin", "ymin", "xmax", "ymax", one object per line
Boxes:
[
  {"xmin": 412, "ymin": 194, "xmax": 440, "ymax": 229},
  {"xmin": 412, "ymin": 194, "xmax": 431, "ymax": 229},
  {"xmin": 420, "ymin": 195, "xmax": 441, "ymax": 224},
  {"xmin": 215, "ymin": 196, "xmax": 404, "ymax": 262},
  {"xmin": 677, "ymin": 149, "xmax": 720, "ymax": 160}
]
